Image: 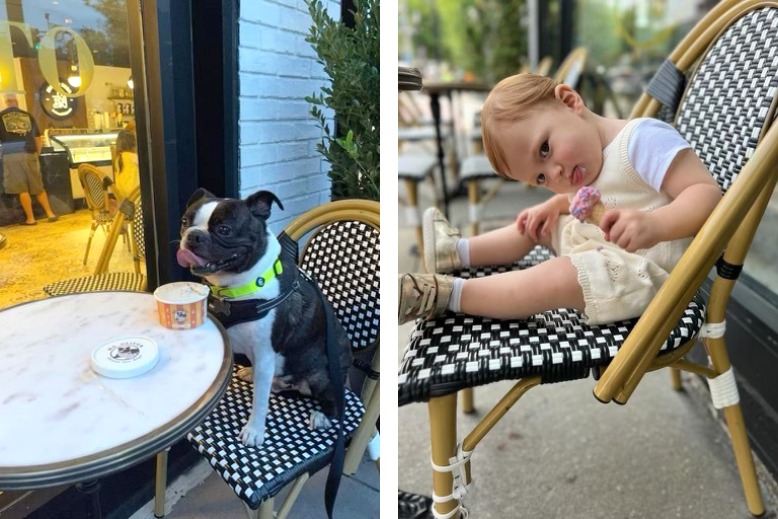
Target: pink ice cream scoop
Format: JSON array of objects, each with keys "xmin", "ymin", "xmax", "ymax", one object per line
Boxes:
[{"xmin": 569, "ymin": 186, "xmax": 605, "ymax": 224}]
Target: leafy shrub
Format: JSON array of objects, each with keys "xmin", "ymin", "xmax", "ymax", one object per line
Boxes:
[{"xmin": 306, "ymin": 0, "xmax": 380, "ymax": 201}]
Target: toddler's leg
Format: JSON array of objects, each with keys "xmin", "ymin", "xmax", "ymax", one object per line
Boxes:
[
  {"xmin": 423, "ymin": 207, "xmax": 544, "ymax": 273},
  {"xmin": 398, "ymin": 256, "xmax": 583, "ymax": 324},
  {"xmin": 468, "ymin": 223, "xmax": 545, "ymax": 268},
  {"xmin": 461, "ymin": 256, "xmax": 584, "ymax": 319}
]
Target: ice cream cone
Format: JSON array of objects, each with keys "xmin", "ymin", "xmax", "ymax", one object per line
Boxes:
[
  {"xmin": 587, "ymin": 202, "xmax": 606, "ymax": 226},
  {"xmin": 569, "ymin": 186, "xmax": 604, "ymax": 224}
]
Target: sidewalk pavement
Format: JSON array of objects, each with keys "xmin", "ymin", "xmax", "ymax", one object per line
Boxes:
[{"xmin": 397, "ymin": 179, "xmax": 778, "ymax": 519}]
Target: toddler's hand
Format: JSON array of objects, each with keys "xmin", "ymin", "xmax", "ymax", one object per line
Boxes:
[
  {"xmin": 516, "ymin": 204, "xmax": 559, "ymax": 242},
  {"xmin": 600, "ymin": 209, "xmax": 660, "ymax": 252}
]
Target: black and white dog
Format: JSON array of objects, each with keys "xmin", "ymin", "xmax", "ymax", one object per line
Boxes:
[{"xmin": 176, "ymin": 188, "xmax": 352, "ymax": 447}]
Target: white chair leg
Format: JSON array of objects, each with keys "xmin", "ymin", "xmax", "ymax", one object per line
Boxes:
[
  {"xmin": 257, "ymin": 497, "xmax": 274, "ymax": 519},
  {"xmin": 242, "ymin": 501, "xmax": 261, "ymax": 519},
  {"xmin": 344, "ymin": 383, "xmax": 381, "ymax": 474}
]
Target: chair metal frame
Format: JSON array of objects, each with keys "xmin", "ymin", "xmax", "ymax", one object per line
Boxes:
[
  {"xmin": 93, "ymin": 187, "xmax": 143, "ymax": 277},
  {"xmin": 414, "ymin": 1, "xmax": 777, "ymax": 517}
]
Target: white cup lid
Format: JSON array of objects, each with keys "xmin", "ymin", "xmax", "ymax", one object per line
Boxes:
[
  {"xmin": 91, "ymin": 336, "xmax": 160, "ymax": 379},
  {"xmin": 153, "ymin": 282, "xmax": 209, "ymax": 305}
]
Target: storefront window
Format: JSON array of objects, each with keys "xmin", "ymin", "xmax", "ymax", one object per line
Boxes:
[
  {"xmin": 0, "ymin": 0, "xmax": 140, "ymax": 309},
  {"xmin": 575, "ymin": 0, "xmax": 712, "ymax": 112}
]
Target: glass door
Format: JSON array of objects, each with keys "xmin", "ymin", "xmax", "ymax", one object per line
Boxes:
[{"xmin": 0, "ymin": 0, "xmax": 149, "ymax": 309}]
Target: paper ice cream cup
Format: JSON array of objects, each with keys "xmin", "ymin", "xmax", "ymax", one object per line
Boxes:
[{"xmin": 153, "ymin": 282, "xmax": 210, "ymax": 329}]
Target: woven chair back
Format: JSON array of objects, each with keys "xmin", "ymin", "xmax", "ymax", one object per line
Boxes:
[
  {"xmin": 130, "ymin": 196, "xmax": 145, "ymax": 272},
  {"xmin": 674, "ymin": 6, "xmax": 778, "ymax": 193},
  {"xmin": 78, "ymin": 164, "xmax": 108, "ymax": 214},
  {"xmin": 299, "ymin": 220, "xmax": 380, "ymax": 350}
]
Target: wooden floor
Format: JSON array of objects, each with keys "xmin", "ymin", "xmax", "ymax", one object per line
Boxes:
[{"xmin": 0, "ymin": 209, "xmax": 141, "ymax": 309}]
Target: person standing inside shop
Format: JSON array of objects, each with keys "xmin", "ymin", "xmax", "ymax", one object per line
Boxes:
[{"xmin": 0, "ymin": 94, "xmax": 58, "ymax": 225}]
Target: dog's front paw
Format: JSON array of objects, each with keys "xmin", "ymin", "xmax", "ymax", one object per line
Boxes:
[
  {"xmin": 236, "ymin": 366, "xmax": 254, "ymax": 383},
  {"xmin": 239, "ymin": 422, "xmax": 265, "ymax": 447},
  {"xmin": 309, "ymin": 411, "xmax": 332, "ymax": 430}
]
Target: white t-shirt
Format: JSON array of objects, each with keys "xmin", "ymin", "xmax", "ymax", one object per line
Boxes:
[{"xmin": 627, "ymin": 118, "xmax": 691, "ymax": 191}]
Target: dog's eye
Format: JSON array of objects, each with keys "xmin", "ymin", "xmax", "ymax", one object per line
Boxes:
[
  {"xmin": 217, "ymin": 225, "xmax": 231, "ymax": 236},
  {"xmin": 181, "ymin": 217, "xmax": 189, "ymax": 228}
]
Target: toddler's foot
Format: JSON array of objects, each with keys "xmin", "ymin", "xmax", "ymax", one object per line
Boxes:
[
  {"xmin": 423, "ymin": 207, "xmax": 461, "ymax": 273},
  {"xmin": 398, "ymin": 273, "xmax": 454, "ymax": 324}
]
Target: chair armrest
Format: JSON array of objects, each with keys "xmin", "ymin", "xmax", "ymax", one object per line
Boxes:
[{"xmin": 594, "ymin": 122, "xmax": 778, "ymax": 403}]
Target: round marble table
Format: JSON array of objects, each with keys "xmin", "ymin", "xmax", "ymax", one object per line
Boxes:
[{"xmin": 0, "ymin": 291, "xmax": 232, "ymax": 490}]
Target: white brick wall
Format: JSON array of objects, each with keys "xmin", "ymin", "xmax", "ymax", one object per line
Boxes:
[{"xmin": 238, "ymin": 0, "xmax": 341, "ymax": 229}]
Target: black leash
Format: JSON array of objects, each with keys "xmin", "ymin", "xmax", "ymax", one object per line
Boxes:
[
  {"xmin": 279, "ymin": 232, "xmax": 346, "ymax": 519},
  {"xmin": 318, "ymin": 281, "xmax": 346, "ymax": 519}
]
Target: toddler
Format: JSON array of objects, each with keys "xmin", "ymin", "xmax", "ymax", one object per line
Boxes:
[{"xmin": 399, "ymin": 73, "xmax": 721, "ymax": 325}]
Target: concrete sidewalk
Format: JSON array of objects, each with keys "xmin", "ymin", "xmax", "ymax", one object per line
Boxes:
[{"xmin": 397, "ymin": 179, "xmax": 778, "ymax": 519}]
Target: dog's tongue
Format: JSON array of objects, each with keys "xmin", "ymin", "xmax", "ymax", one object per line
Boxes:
[{"xmin": 176, "ymin": 248, "xmax": 207, "ymax": 268}]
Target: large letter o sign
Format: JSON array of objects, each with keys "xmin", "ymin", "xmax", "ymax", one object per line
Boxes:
[{"xmin": 38, "ymin": 27, "xmax": 94, "ymax": 97}]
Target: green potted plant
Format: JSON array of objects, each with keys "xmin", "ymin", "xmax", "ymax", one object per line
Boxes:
[{"xmin": 305, "ymin": 0, "xmax": 379, "ymax": 201}]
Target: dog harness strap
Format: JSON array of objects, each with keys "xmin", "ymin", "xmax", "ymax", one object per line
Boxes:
[
  {"xmin": 210, "ymin": 258, "xmax": 284, "ymax": 299},
  {"xmin": 208, "ymin": 278, "xmax": 300, "ymax": 328}
]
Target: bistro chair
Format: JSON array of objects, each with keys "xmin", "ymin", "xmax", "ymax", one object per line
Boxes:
[
  {"xmin": 533, "ymin": 56, "xmax": 553, "ymax": 77},
  {"xmin": 78, "ymin": 163, "xmax": 129, "ymax": 266},
  {"xmin": 187, "ymin": 199, "xmax": 380, "ymax": 519},
  {"xmin": 399, "ymin": 66, "xmax": 440, "ymax": 269},
  {"xmin": 43, "ymin": 187, "xmax": 146, "ymax": 295},
  {"xmin": 398, "ymin": 1, "xmax": 777, "ymax": 517},
  {"xmin": 459, "ymin": 46, "xmax": 589, "ymax": 237}
]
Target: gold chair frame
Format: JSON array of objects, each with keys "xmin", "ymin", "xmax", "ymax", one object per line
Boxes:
[
  {"xmin": 424, "ymin": 1, "xmax": 776, "ymax": 516},
  {"xmin": 93, "ymin": 186, "xmax": 143, "ymax": 277}
]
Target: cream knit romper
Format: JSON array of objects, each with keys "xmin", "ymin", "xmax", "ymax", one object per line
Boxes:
[{"xmin": 551, "ymin": 118, "xmax": 691, "ymax": 325}]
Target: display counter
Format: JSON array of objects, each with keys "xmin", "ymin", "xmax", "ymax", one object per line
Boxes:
[{"xmin": 48, "ymin": 129, "xmax": 120, "ymax": 199}]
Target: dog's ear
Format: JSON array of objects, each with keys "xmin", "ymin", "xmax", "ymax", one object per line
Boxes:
[
  {"xmin": 186, "ymin": 188, "xmax": 217, "ymax": 208},
  {"xmin": 245, "ymin": 190, "xmax": 284, "ymax": 220}
]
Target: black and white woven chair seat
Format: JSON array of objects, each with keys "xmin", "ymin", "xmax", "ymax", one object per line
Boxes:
[
  {"xmin": 187, "ymin": 365, "xmax": 365, "ymax": 509},
  {"xmin": 398, "ymin": 246, "xmax": 706, "ymax": 406},
  {"xmin": 43, "ymin": 272, "xmax": 146, "ymax": 297}
]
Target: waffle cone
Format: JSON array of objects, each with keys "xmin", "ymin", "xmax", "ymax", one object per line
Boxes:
[{"xmin": 586, "ymin": 203, "xmax": 606, "ymax": 226}]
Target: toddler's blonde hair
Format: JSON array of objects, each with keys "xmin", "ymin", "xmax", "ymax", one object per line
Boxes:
[{"xmin": 481, "ymin": 73, "xmax": 560, "ymax": 179}]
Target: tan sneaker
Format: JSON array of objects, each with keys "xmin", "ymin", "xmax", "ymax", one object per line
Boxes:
[
  {"xmin": 423, "ymin": 207, "xmax": 461, "ymax": 273},
  {"xmin": 398, "ymin": 273, "xmax": 454, "ymax": 324}
]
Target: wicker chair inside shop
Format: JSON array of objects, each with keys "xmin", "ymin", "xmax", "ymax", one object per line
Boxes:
[
  {"xmin": 77, "ymin": 163, "xmax": 130, "ymax": 265},
  {"xmin": 43, "ymin": 187, "xmax": 146, "ymax": 296},
  {"xmin": 398, "ymin": 1, "xmax": 778, "ymax": 517},
  {"xmin": 187, "ymin": 199, "xmax": 381, "ymax": 519}
]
